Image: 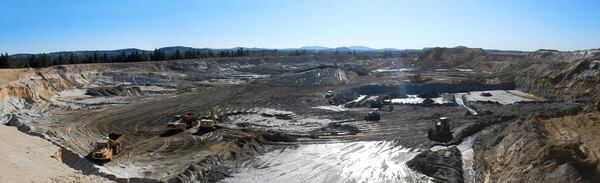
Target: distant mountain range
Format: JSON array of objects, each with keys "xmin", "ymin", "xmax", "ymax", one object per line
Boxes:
[
  {"xmin": 8, "ymin": 46, "xmax": 406, "ymax": 56},
  {"xmin": 294, "ymin": 46, "xmax": 400, "ymax": 52},
  {"xmin": 7, "ymin": 46, "xmax": 533, "ymax": 57}
]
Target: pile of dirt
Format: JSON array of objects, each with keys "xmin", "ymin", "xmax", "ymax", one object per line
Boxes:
[
  {"xmin": 0, "ymin": 125, "xmax": 110, "ymax": 183},
  {"xmin": 515, "ymin": 59, "xmax": 600, "ymax": 103},
  {"xmin": 526, "ymin": 49, "xmax": 600, "ymax": 62},
  {"xmin": 407, "ymin": 146, "xmax": 464, "ymax": 183},
  {"xmin": 259, "ymin": 131, "xmax": 298, "ymax": 142},
  {"xmin": 86, "ymin": 85, "xmax": 143, "ymax": 97},
  {"xmin": 265, "ymin": 66, "xmax": 350, "ymax": 86},
  {"xmin": 406, "ymin": 47, "xmax": 487, "ymax": 69},
  {"xmin": 473, "ymin": 110, "xmax": 600, "ymax": 182}
]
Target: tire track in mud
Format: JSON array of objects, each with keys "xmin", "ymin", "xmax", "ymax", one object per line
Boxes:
[
  {"xmin": 43, "ymin": 84, "xmax": 338, "ymax": 181},
  {"xmin": 45, "ymin": 81, "xmax": 473, "ymax": 181}
]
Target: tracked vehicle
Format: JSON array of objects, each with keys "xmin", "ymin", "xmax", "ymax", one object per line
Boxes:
[{"xmin": 428, "ymin": 117, "xmax": 453, "ymax": 142}]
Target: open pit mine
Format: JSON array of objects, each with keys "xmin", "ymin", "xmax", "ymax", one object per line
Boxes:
[{"xmin": 1, "ymin": 47, "xmax": 600, "ymax": 183}]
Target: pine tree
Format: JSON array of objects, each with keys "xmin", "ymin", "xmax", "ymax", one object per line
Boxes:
[
  {"xmin": 57, "ymin": 55, "xmax": 65, "ymax": 65},
  {"xmin": 0, "ymin": 53, "xmax": 7, "ymax": 68},
  {"xmin": 207, "ymin": 49, "xmax": 214, "ymax": 57},
  {"xmin": 152, "ymin": 49, "xmax": 162, "ymax": 61},
  {"xmin": 92, "ymin": 52, "xmax": 99, "ymax": 63},
  {"xmin": 68, "ymin": 53, "xmax": 76, "ymax": 64},
  {"xmin": 173, "ymin": 49, "xmax": 182, "ymax": 59},
  {"xmin": 38, "ymin": 54, "xmax": 51, "ymax": 67},
  {"xmin": 29, "ymin": 55, "xmax": 39, "ymax": 68},
  {"xmin": 102, "ymin": 54, "xmax": 108, "ymax": 62}
]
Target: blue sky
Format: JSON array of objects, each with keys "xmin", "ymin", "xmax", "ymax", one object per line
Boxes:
[{"xmin": 1, "ymin": 0, "xmax": 599, "ymax": 53}]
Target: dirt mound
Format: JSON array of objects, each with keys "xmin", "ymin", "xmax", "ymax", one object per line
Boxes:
[
  {"xmin": 407, "ymin": 146, "xmax": 464, "ymax": 183},
  {"xmin": 526, "ymin": 49, "xmax": 600, "ymax": 62},
  {"xmin": 259, "ymin": 131, "xmax": 298, "ymax": 142},
  {"xmin": 266, "ymin": 66, "xmax": 350, "ymax": 86},
  {"xmin": 0, "ymin": 125, "xmax": 110, "ymax": 183},
  {"xmin": 473, "ymin": 111, "xmax": 600, "ymax": 182},
  {"xmin": 86, "ymin": 85, "xmax": 143, "ymax": 97},
  {"xmin": 406, "ymin": 47, "xmax": 487, "ymax": 69},
  {"xmin": 515, "ymin": 59, "xmax": 600, "ymax": 103}
]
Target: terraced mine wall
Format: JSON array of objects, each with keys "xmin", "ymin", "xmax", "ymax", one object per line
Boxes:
[{"xmin": 515, "ymin": 58, "xmax": 600, "ymax": 103}]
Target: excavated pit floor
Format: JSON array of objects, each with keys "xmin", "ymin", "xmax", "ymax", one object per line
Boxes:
[{"xmin": 14, "ymin": 61, "xmax": 572, "ymax": 182}]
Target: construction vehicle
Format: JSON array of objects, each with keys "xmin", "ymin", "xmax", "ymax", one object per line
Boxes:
[
  {"xmin": 198, "ymin": 109, "xmax": 220, "ymax": 132},
  {"xmin": 167, "ymin": 113, "xmax": 198, "ymax": 130},
  {"xmin": 198, "ymin": 109, "xmax": 219, "ymax": 131},
  {"xmin": 428, "ymin": 117, "xmax": 453, "ymax": 142},
  {"xmin": 90, "ymin": 133, "xmax": 124, "ymax": 162},
  {"xmin": 325, "ymin": 90, "xmax": 335, "ymax": 98},
  {"xmin": 364, "ymin": 110, "xmax": 381, "ymax": 121}
]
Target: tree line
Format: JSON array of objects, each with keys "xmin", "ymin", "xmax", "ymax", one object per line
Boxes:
[
  {"xmin": 0, "ymin": 48, "xmax": 254, "ymax": 69},
  {"xmin": 0, "ymin": 53, "xmax": 13, "ymax": 68},
  {"xmin": 0, "ymin": 47, "xmax": 383, "ymax": 69}
]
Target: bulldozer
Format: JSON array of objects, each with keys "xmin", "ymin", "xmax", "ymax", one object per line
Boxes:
[
  {"xmin": 167, "ymin": 113, "xmax": 199, "ymax": 130},
  {"xmin": 89, "ymin": 133, "xmax": 124, "ymax": 162},
  {"xmin": 427, "ymin": 117, "xmax": 453, "ymax": 142}
]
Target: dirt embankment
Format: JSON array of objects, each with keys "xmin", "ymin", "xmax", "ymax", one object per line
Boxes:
[
  {"xmin": 404, "ymin": 48, "xmax": 600, "ymax": 104},
  {"xmin": 404, "ymin": 47, "xmax": 600, "ymax": 182},
  {"xmin": 514, "ymin": 59, "xmax": 600, "ymax": 103},
  {"xmin": 0, "ymin": 124, "xmax": 110, "ymax": 183},
  {"xmin": 405, "ymin": 47, "xmax": 487, "ymax": 69},
  {"xmin": 525, "ymin": 49, "xmax": 600, "ymax": 62},
  {"xmin": 407, "ymin": 147, "xmax": 464, "ymax": 183},
  {"xmin": 474, "ymin": 110, "xmax": 600, "ymax": 182}
]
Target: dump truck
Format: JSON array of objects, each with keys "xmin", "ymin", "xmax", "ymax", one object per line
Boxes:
[
  {"xmin": 90, "ymin": 133, "xmax": 124, "ymax": 162},
  {"xmin": 428, "ymin": 117, "xmax": 453, "ymax": 142},
  {"xmin": 167, "ymin": 113, "xmax": 198, "ymax": 130}
]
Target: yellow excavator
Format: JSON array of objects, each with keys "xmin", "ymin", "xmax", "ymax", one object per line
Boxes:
[
  {"xmin": 199, "ymin": 109, "xmax": 218, "ymax": 131},
  {"xmin": 90, "ymin": 133, "xmax": 124, "ymax": 162}
]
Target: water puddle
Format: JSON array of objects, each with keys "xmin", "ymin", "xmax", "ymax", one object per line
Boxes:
[
  {"xmin": 463, "ymin": 90, "xmax": 535, "ymax": 105},
  {"xmin": 455, "ymin": 94, "xmax": 478, "ymax": 115},
  {"xmin": 386, "ymin": 95, "xmax": 451, "ymax": 105},
  {"xmin": 457, "ymin": 135, "xmax": 477, "ymax": 183}
]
